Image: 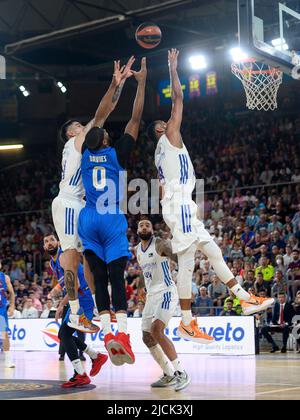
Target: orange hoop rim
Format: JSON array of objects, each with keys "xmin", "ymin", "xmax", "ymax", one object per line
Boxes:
[{"xmin": 231, "ymin": 58, "xmax": 283, "ymax": 75}]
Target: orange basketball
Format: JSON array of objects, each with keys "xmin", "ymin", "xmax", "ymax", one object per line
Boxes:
[{"xmin": 135, "ymin": 23, "xmax": 162, "ymax": 49}]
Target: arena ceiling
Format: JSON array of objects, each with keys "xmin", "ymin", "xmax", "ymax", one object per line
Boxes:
[{"xmin": 0, "ymin": 0, "xmax": 239, "ymax": 80}]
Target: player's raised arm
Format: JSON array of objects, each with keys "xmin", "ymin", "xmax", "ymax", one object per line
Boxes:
[
  {"xmin": 5, "ymin": 275, "xmax": 15, "ymax": 317},
  {"xmin": 166, "ymin": 49, "xmax": 183, "ymax": 148},
  {"xmin": 75, "ymin": 56, "xmax": 135, "ymax": 152},
  {"xmin": 125, "ymin": 57, "xmax": 147, "ymax": 141}
]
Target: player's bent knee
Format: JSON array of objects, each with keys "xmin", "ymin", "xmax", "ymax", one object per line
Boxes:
[
  {"xmin": 150, "ymin": 322, "xmax": 164, "ymax": 340},
  {"xmin": 143, "ymin": 331, "xmax": 156, "ymax": 348}
]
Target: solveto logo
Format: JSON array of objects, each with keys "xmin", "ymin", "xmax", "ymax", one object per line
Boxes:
[
  {"xmin": 166, "ymin": 323, "xmax": 245, "ymax": 343},
  {"xmin": 42, "ymin": 322, "xmax": 61, "ymax": 348}
]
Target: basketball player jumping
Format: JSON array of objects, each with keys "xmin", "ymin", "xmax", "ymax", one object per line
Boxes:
[
  {"xmin": 78, "ymin": 58, "xmax": 147, "ymax": 366},
  {"xmin": 0, "ymin": 260, "xmax": 15, "ymax": 368},
  {"xmin": 147, "ymin": 49, "xmax": 274, "ymax": 343},
  {"xmin": 52, "ymin": 57, "xmax": 135, "ymax": 333},
  {"xmin": 136, "ymin": 218, "xmax": 190, "ymax": 392}
]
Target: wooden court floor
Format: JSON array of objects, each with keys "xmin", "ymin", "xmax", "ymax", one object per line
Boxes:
[{"xmin": 1, "ymin": 351, "xmax": 300, "ymax": 400}]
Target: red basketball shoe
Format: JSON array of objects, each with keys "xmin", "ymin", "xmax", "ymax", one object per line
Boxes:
[
  {"xmin": 61, "ymin": 372, "xmax": 91, "ymax": 388},
  {"xmin": 90, "ymin": 353, "xmax": 108, "ymax": 377},
  {"xmin": 115, "ymin": 332, "xmax": 135, "ymax": 365}
]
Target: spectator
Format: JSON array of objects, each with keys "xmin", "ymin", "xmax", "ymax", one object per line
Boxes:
[
  {"xmin": 220, "ymin": 299, "xmax": 239, "ymax": 316},
  {"xmin": 254, "ymin": 272, "xmax": 271, "ymax": 297},
  {"xmin": 21, "ymin": 298, "xmax": 39, "ymax": 319},
  {"xmin": 243, "ymin": 247, "xmax": 256, "ymax": 265},
  {"xmin": 200, "ymin": 272, "xmax": 211, "ymax": 289},
  {"xmin": 208, "ymin": 275, "xmax": 228, "ymax": 307},
  {"xmin": 283, "ymin": 245, "xmax": 293, "ymax": 267},
  {"xmin": 40, "ymin": 299, "xmax": 57, "ymax": 319},
  {"xmin": 223, "ymin": 291, "xmax": 242, "ymax": 315},
  {"xmin": 271, "ymin": 271, "xmax": 287, "ymax": 299},
  {"xmin": 133, "ymin": 301, "xmax": 145, "ymax": 318},
  {"xmin": 261, "ymin": 293, "xmax": 295, "ymax": 353},
  {"xmin": 241, "ymin": 225, "xmax": 255, "ymax": 248},
  {"xmin": 287, "ymin": 249, "xmax": 300, "ymax": 299},
  {"xmin": 242, "ymin": 269, "xmax": 256, "ymax": 291},
  {"xmin": 193, "ymin": 287, "xmax": 214, "ymax": 317},
  {"xmin": 255, "ymin": 257, "xmax": 275, "ymax": 283}
]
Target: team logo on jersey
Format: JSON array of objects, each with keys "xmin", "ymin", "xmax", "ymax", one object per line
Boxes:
[
  {"xmin": 148, "ymin": 253, "xmax": 153, "ymax": 258},
  {"xmin": 42, "ymin": 322, "xmax": 61, "ymax": 348}
]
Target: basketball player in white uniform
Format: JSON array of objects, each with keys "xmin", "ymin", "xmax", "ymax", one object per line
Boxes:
[
  {"xmin": 148, "ymin": 49, "xmax": 274, "ymax": 343},
  {"xmin": 136, "ymin": 218, "xmax": 190, "ymax": 392},
  {"xmin": 52, "ymin": 57, "xmax": 135, "ymax": 333}
]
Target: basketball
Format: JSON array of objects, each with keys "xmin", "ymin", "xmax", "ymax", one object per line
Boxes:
[{"xmin": 135, "ymin": 23, "xmax": 162, "ymax": 49}]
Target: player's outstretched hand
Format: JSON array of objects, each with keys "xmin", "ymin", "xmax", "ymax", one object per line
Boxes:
[
  {"xmin": 113, "ymin": 56, "xmax": 135, "ymax": 86},
  {"xmin": 168, "ymin": 48, "xmax": 179, "ymax": 70},
  {"xmin": 131, "ymin": 57, "xmax": 147, "ymax": 83}
]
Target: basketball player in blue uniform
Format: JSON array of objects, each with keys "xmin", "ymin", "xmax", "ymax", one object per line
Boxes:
[
  {"xmin": 0, "ymin": 260, "xmax": 15, "ymax": 368},
  {"xmin": 78, "ymin": 58, "xmax": 147, "ymax": 366},
  {"xmin": 53, "ymin": 57, "xmax": 135, "ymax": 333},
  {"xmin": 43, "ymin": 233, "xmax": 108, "ymax": 388}
]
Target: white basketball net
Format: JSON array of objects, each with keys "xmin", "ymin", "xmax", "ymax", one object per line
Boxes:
[{"xmin": 231, "ymin": 59, "xmax": 283, "ymax": 111}]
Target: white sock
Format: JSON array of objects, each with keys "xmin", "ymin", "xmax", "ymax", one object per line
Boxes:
[
  {"xmin": 172, "ymin": 358, "xmax": 184, "ymax": 374},
  {"xmin": 182, "ymin": 310, "xmax": 193, "ymax": 326},
  {"xmin": 92, "ymin": 295, "xmax": 97, "ymax": 309},
  {"xmin": 149, "ymin": 345, "xmax": 175, "ymax": 376},
  {"xmin": 72, "ymin": 359, "xmax": 85, "ymax": 375},
  {"xmin": 69, "ymin": 299, "xmax": 80, "ymax": 315},
  {"xmin": 84, "ymin": 345, "xmax": 98, "ymax": 360},
  {"xmin": 231, "ymin": 284, "xmax": 251, "ymax": 302},
  {"xmin": 100, "ymin": 313, "xmax": 112, "ymax": 336},
  {"xmin": 116, "ymin": 312, "xmax": 127, "ymax": 334}
]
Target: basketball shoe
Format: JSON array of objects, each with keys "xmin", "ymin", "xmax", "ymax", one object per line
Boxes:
[
  {"xmin": 177, "ymin": 319, "xmax": 215, "ymax": 344},
  {"xmin": 90, "ymin": 353, "xmax": 108, "ymax": 377},
  {"xmin": 241, "ymin": 295, "xmax": 275, "ymax": 316},
  {"xmin": 68, "ymin": 308, "xmax": 99, "ymax": 334},
  {"xmin": 61, "ymin": 372, "xmax": 91, "ymax": 388}
]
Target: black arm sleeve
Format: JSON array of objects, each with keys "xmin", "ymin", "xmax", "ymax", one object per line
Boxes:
[
  {"xmin": 81, "ymin": 141, "xmax": 88, "ymax": 154},
  {"xmin": 114, "ymin": 133, "xmax": 135, "ymax": 169}
]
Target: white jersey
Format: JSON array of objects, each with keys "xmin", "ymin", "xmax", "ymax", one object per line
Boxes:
[
  {"xmin": 155, "ymin": 134, "xmax": 196, "ymax": 199},
  {"xmin": 59, "ymin": 137, "xmax": 84, "ymax": 200},
  {"xmin": 136, "ymin": 237, "xmax": 175, "ymax": 296}
]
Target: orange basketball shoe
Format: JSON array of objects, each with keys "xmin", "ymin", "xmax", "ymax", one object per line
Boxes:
[
  {"xmin": 241, "ymin": 295, "xmax": 275, "ymax": 316},
  {"xmin": 177, "ymin": 319, "xmax": 215, "ymax": 344}
]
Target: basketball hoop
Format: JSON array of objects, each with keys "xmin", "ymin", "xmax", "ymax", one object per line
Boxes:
[{"xmin": 231, "ymin": 58, "xmax": 283, "ymax": 111}]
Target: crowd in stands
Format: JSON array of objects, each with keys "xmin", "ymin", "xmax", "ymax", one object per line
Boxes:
[{"xmin": 1, "ymin": 109, "xmax": 300, "ymax": 334}]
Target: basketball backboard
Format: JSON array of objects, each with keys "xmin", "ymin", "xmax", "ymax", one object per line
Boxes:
[{"xmin": 238, "ymin": 0, "xmax": 300, "ymax": 79}]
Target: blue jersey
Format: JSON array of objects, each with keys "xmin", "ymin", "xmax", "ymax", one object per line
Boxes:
[
  {"xmin": 0, "ymin": 272, "xmax": 8, "ymax": 310},
  {"xmin": 81, "ymin": 146, "xmax": 126, "ymax": 214}
]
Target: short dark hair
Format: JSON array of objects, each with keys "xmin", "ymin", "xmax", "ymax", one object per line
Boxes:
[
  {"xmin": 86, "ymin": 127, "xmax": 105, "ymax": 150},
  {"xmin": 44, "ymin": 231, "xmax": 59, "ymax": 241},
  {"xmin": 138, "ymin": 216, "xmax": 153, "ymax": 226},
  {"xmin": 59, "ymin": 119, "xmax": 78, "ymax": 144},
  {"xmin": 292, "ymin": 249, "xmax": 299, "ymax": 254},
  {"xmin": 146, "ymin": 121, "xmax": 160, "ymax": 142}
]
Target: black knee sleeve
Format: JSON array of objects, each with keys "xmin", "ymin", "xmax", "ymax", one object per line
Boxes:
[
  {"xmin": 59, "ymin": 323, "xmax": 80, "ymax": 362},
  {"xmin": 108, "ymin": 257, "xmax": 128, "ymax": 312},
  {"xmin": 85, "ymin": 250, "xmax": 110, "ymax": 312}
]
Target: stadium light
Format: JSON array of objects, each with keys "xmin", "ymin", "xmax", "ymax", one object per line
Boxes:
[
  {"xmin": 271, "ymin": 38, "xmax": 289, "ymax": 51},
  {"xmin": 0, "ymin": 144, "xmax": 24, "ymax": 151},
  {"xmin": 189, "ymin": 55, "xmax": 207, "ymax": 70},
  {"xmin": 18, "ymin": 85, "xmax": 30, "ymax": 97},
  {"xmin": 230, "ymin": 47, "xmax": 248, "ymax": 62},
  {"xmin": 56, "ymin": 81, "xmax": 67, "ymax": 94}
]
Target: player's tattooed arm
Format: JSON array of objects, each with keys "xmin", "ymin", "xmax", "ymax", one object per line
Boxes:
[
  {"xmin": 155, "ymin": 238, "xmax": 178, "ymax": 263},
  {"xmin": 64, "ymin": 270, "xmax": 77, "ymax": 301},
  {"xmin": 74, "ymin": 57, "xmax": 135, "ymax": 152}
]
